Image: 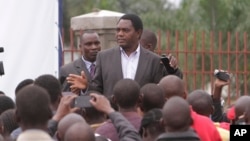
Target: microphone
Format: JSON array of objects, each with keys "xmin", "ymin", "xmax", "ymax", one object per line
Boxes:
[{"xmin": 0, "ymin": 47, "xmax": 3, "ymax": 53}]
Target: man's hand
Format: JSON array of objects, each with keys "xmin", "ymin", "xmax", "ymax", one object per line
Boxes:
[
  {"xmin": 89, "ymin": 93, "xmax": 115, "ymax": 115},
  {"xmin": 67, "ymin": 71, "xmax": 88, "ymax": 94},
  {"xmin": 168, "ymin": 53, "xmax": 178, "ymax": 70},
  {"xmin": 214, "ymin": 78, "xmax": 230, "ymax": 88},
  {"xmin": 52, "ymin": 95, "xmax": 79, "ymax": 122}
]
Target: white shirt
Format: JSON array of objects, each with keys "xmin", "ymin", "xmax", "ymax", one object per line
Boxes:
[{"xmin": 120, "ymin": 45, "xmax": 140, "ymax": 80}]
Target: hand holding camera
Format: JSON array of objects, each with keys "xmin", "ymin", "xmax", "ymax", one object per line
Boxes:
[
  {"xmin": 214, "ymin": 69, "xmax": 231, "ymax": 82},
  {"xmin": 161, "ymin": 54, "xmax": 178, "ymax": 74}
]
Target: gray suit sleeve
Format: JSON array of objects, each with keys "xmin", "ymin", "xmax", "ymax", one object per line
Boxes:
[{"xmin": 108, "ymin": 112, "xmax": 142, "ymax": 141}]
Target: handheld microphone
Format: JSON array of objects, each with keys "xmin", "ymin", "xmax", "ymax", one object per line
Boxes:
[{"xmin": 0, "ymin": 47, "xmax": 3, "ymax": 53}]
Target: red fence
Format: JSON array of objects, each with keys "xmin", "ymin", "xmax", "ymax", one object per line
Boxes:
[{"xmin": 62, "ymin": 29, "xmax": 250, "ymax": 105}]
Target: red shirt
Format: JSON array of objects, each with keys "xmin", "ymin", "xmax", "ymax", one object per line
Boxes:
[{"xmin": 191, "ymin": 108, "xmax": 222, "ymax": 141}]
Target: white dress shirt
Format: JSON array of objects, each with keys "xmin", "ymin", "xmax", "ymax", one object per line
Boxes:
[{"xmin": 120, "ymin": 45, "xmax": 140, "ymax": 80}]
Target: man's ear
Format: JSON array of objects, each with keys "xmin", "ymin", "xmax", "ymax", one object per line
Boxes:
[
  {"xmin": 160, "ymin": 118, "xmax": 165, "ymax": 127},
  {"xmin": 211, "ymin": 105, "xmax": 215, "ymax": 115},
  {"xmin": 183, "ymin": 90, "xmax": 187, "ymax": 99},
  {"xmin": 142, "ymin": 127, "xmax": 148, "ymax": 138},
  {"xmin": 137, "ymin": 94, "xmax": 143, "ymax": 107},
  {"xmin": 56, "ymin": 131, "xmax": 62, "ymax": 141},
  {"xmin": 111, "ymin": 95, "xmax": 116, "ymax": 105},
  {"xmin": 138, "ymin": 29, "xmax": 143, "ymax": 39},
  {"xmin": 15, "ymin": 109, "xmax": 21, "ymax": 123}
]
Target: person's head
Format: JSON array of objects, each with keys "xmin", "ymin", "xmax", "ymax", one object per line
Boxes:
[
  {"xmin": 34, "ymin": 74, "xmax": 62, "ymax": 111},
  {"xmin": 139, "ymin": 108, "xmax": 165, "ymax": 141},
  {"xmin": 187, "ymin": 89, "xmax": 214, "ymax": 117},
  {"xmin": 244, "ymin": 102, "xmax": 250, "ymax": 124},
  {"xmin": 15, "ymin": 85, "xmax": 52, "ymax": 131},
  {"xmin": 140, "ymin": 83, "xmax": 165, "ymax": 113},
  {"xmin": 161, "ymin": 96, "xmax": 192, "ymax": 132},
  {"xmin": 80, "ymin": 30, "xmax": 101, "ymax": 63},
  {"xmin": 64, "ymin": 122, "xmax": 95, "ymax": 141},
  {"xmin": 57, "ymin": 113, "xmax": 86, "ymax": 141},
  {"xmin": 0, "ymin": 109, "xmax": 19, "ymax": 137},
  {"xmin": 0, "ymin": 96, "xmax": 15, "ymax": 115},
  {"xmin": 0, "ymin": 91, "xmax": 5, "ymax": 96},
  {"xmin": 15, "ymin": 79, "xmax": 34, "ymax": 97},
  {"xmin": 140, "ymin": 29, "xmax": 157, "ymax": 52},
  {"xmin": 81, "ymin": 107, "xmax": 106, "ymax": 127},
  {"xmin": 233, "ymin": 95, "xmax": 250, "ymax": 124},
  {"xmin": 112, "ymin": 78, "xmax": 141, "ymax": 110},
  {"xmin": 158, "ymin": 75, "xmax": 186, "ymax": 100},
  {"xmin": 116, "ymin": 14, "xmax": 143, "ymax": 50}
]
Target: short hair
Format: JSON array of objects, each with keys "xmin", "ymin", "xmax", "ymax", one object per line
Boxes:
[
  {"xmin": 0, "ymin": 96, "xmax": 15, "ymax": 115},
  {"xmin": 187, "ymin": 89, "xmax": 213, "ymax": 116},
  {"xmin": 34, "ymin": 74, "xmax": 62, "ymax": 104},
  {"xmin": 141, "ymin": 29, "xmax": 157, "ymax": 50},
  {"xmin": 139, "ymin": 108, "xmax": 164, "ymax": 137},
  {"xmin": 0, "ymin": 109, "xmax": 19, "ymax": 136},
  {"xmin": 16, "ymin": 85, "xmax": 52, "ymax": 126},
  {"xmin": 15, "ymin": 79, "xmax": 34, "ymax": 96},
  {"xmin": 64, "ymin": 122, "xmax": 95, "ymax": 141},
  {"xmin": 57, "ymin": 113, "xmax": 86, "ymax": 141},
  {"xmin": 113, "ymin": 79, "xmax": 140, "ymax": 109},
  {"xmin": 140, "ymin": 83, "xmax": 165, "ymax": 113},
  {"xmin": 162, "ymin": 96, "xmax": 192, "ymax": 131},
  {"xmin": 80, "ymin": 30, "xmax": 99, "ymax": 43},
  {"xmin": 0, "ymin": 90, "xmax": 5, "ymax": 95},
  {"xmin": 119, "ymin": 14, "xmax": 143, "ymax": 31}
]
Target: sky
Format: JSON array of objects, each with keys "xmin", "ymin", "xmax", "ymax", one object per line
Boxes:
[{"xmin": 167, "ymin": 0, "xmax": 183, "ymax": 8}]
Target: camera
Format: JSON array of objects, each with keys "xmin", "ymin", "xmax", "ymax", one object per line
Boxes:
[
  {"xmin": 72, "ymin": 95, "xmax": 92, "ymax": 108},
  {"xmin": 214, "ymin": 69, "xmax": 230, "ymax": 82},
  {"xmin": 161, "ymin": 55, "xmax": 176, "ymax": 74}
]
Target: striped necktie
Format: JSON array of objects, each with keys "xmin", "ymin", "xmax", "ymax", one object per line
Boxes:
[{"xmin": 90, "ymin": 63, "xmax": 95, "ymax": 78}]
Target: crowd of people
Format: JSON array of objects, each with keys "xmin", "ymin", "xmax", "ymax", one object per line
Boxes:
[{"xmin": 0, "ymin": 13, "xmax": 246, "ymax": 141}]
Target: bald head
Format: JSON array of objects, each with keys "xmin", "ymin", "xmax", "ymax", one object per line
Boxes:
[
  {"xmin": 234, "ymin": 96, "xmax": 250, "ymax": 119},
  {"xmin": 162, "ymin": 96, "xmax": 192, "ymax": 132},
  {"xmin": 57, "ymin": 113, "xmax": 86, "ymax": 141},
  {"xmin": 140, "ymin": 29, "xmax": 157, "ymax": 52},
  {"xmin": 187, "ymin": 89, "xmax": 213, "ymax": 117},
  {"xmin": 158, "ymin": 75, "xmax": 186, "ymax": 99},
  {"xmin": 64, "ymin": 122, "xmax": 95, "ymax": 141},
  {"xmin": 140, "ymin": 83, "xmax": 165, "ymax": 113}
]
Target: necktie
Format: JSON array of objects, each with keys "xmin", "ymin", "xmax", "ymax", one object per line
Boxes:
[{"xmin": 90, "ymin": 63, "xmax": 95, "ymax": 78}]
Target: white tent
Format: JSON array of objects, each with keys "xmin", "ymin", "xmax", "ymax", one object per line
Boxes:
[{"xmin": 0, "ymin": 0, "xmax": 60, "ymax": 100}]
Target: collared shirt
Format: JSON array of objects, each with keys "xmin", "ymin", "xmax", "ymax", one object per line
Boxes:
[
  {"xmin": 82, "ymin": 56, "xmax": 96, "ymax": 73},
  {"xmin": 120, "ymin": 45, "xmax": 140, "ymax": 80}
]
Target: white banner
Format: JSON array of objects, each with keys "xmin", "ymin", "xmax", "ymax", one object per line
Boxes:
[{"xmin": 0, "ymin": 0, "xmax": 59, "ymax": 100}]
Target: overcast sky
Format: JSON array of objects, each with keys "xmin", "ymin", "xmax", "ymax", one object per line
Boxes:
[{"xmin": 167, "ymin": 0, "xmax": 183, "ymax": 8}]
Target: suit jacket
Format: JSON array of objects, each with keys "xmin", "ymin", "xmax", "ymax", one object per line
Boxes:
[
  {"xmin": 59, "ymin": 58, "xmax": 92, "ymax": 92},
  {"xmin": 90, "ymin": 46, "xmax": 164, "ymax": 98}
]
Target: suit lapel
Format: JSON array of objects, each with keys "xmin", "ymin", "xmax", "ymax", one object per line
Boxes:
[
  {"xmin": 74, "ymin": 58, "xmax": 91, "ymax": 80},
  {"xmin": 134, "ymin": 47, "xmax": 149, "ymax": 81},
  {"xmin": 113, "ymin": 47, "xmax": 123, "ymax": 79}
]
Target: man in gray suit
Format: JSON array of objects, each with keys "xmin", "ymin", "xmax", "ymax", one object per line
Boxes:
[
  {"xmin": 67, "ymin": 14, "xmax": 180, "ymax": 99},
  {"xmin": 59, "ymin": 30, "xmax": 101, "ymax": 94}
]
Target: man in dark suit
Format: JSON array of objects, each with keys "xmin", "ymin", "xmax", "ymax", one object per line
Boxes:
[{"xmin": 59, "ymin": 30, "xmax": 101, "ymax": 94}]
